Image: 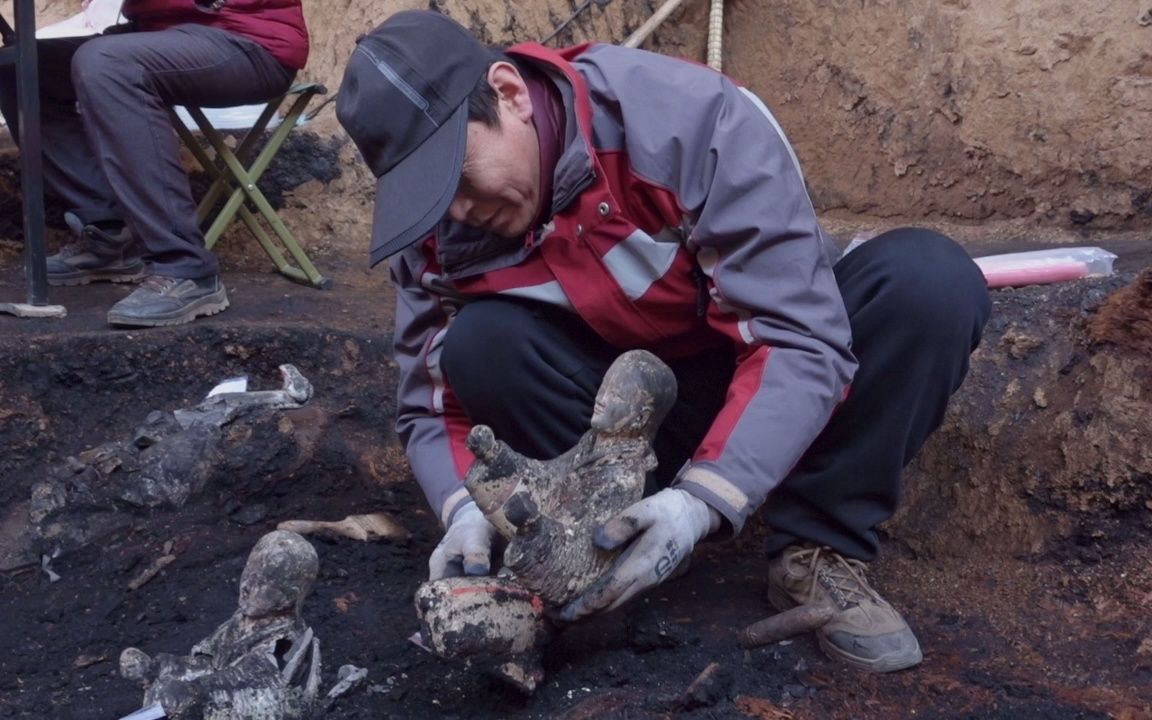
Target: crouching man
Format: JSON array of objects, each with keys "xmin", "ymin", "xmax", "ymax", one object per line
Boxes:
[{"xmin": 336, "ymin": 10, "xmax": 990, "ymax": 672}]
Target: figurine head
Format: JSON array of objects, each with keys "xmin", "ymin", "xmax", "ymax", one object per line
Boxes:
[
  {"xmin": 238, "ymin": 531, "xmax": 319, "ymax": 619},
  {"xmin": 590, "ymin": 350, "xmax": 678, "ymax": 437},
  {"xmin": 463, "ymin": 426, "xmax": 524, "ymax": 538},
  {"xmin": 119, "ymin": 647, "xmax": 156, "ymax": 685}
]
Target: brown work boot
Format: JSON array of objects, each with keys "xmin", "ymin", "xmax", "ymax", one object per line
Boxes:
[
  {"xmin": 46, "ymin": 213, "xmax": 144, "ymax": 286},
  {"xmin": 767, "ymin": 544, "xmax": 922, "ymax": 673}
]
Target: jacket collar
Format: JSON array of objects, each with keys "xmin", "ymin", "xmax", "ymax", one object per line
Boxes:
[{"xmin": 507, "ymin": 42, "xmax": 598, "ymax": 222}]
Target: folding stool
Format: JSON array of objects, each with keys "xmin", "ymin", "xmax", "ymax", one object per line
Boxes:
[{"xmin": 167, "ymin": 82, "xmax": 333, "ymax": 289}]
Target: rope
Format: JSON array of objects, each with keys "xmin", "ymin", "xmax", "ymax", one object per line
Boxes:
[{"xmin": 706, "ymin": 0, "xmax": 724, "ymax": 71}]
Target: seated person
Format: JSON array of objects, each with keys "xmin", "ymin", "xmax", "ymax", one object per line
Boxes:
[{"xmin": 0, "ymin": 0, "xmax": 309, "ymax": 327}]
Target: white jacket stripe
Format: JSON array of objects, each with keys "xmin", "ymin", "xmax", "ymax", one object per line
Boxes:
[
  {"xmin": 601, "ymin": 228, "xmax": 683, "ymax": 300},
  {"xmin": 739, "ymin": 87, "xmax": 809, "ymax": 192},
  {"xmin": 425, "ymin": 325, "xmax": 449, "ymax": 414},
  {"xmin": 497, "ymin": 281, "xmax": 574, "ymax": 308},
  {"xmin": 696, "ymin": 246, "xmax": 755, "ymax": 344}
]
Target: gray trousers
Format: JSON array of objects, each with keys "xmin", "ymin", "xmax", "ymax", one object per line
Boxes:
[{"xmin": 0, "ymin": 24, "xmax": 295, "ymax": 279}]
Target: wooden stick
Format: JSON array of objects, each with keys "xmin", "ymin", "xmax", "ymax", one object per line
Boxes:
[
  {"xmin": 740, "ymin": 602, "xmax": 836, "ymax": 649},
  {"xmin": 127, "ymin": 554, "xmax": 176, "ymax": 591},
  {"xmin": 277, "ymin": 513, "xmax": 410, "ymax": 542},
  {"xmin": 623, "ymin": 0, "xmax": 691, "ymax": 48}
]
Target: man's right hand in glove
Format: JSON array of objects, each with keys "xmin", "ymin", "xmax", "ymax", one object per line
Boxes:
[{"xmin": 428, "ymin": 502, "xmax": 499, "ymax": 581}]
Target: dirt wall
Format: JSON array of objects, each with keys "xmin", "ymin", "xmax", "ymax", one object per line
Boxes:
[
  {"xmin": 889, "ymin": 272, "xmax": 1152, "ymax": 559},
  {"xmin": 297, "ymin": 0, "xmax": 1152, "ymax": 236},
  {"xmin": 729, "ymin": 0, "xmax": 1152, "ymax": 232},
  {"xmin": 10, "ymin": 0, "xmax": 1152, "ymax": 245}
]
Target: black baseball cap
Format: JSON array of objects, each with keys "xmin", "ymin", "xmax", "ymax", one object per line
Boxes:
[{"xmin": 336, "ymin": 11, "xmax": 491, "ymax": 266}]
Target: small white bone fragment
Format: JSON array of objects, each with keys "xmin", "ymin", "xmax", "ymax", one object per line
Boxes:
[{"xmin": 277, "ymin": 513, "xmax": 410, "ymax": 542}]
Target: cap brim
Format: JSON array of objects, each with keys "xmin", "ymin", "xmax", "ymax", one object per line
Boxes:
[{"xmin": 368, "ymin": 101, "xmax": 468, "ymax": 266}]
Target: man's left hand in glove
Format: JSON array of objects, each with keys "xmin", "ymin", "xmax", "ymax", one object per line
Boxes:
[{"xmin": 557, "ymin": 487, "xmax": 721, "ymax": 622}]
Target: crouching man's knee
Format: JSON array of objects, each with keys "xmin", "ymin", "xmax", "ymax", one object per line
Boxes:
[{"xmin": 844, "ymin": 227, "xmax": 991, "ymax": 345}]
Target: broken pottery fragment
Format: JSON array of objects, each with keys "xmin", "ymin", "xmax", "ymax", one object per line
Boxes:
[
  {"xmin": 414, "ymin": 350, "xmax": 677, "ymax": 692},
  {"xmin": 414, "ymin": 576, "xmax": 550, "ymax": 694},
  {"xmin": 466, "ymin": 348, "xmax": 678, "ymax": 607},
  {"xmin": 120, "ymin": 530, "xmax": 322, "ymax": 720}
]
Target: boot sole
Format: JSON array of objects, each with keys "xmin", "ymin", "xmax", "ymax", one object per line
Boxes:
[
  {"xmin": 815, "ymin": 633, "xmax": 923, "ymax": 673},
  {"xmin": 107, "ymin": 291, "xmax": 230, "ymax": 328},
  {"xmin": 766, "ymin": 584, "xmax": 923, "ymax": 673},
  {"xmin": 48, "ymin": 269, "xmax": 146, "ymax": 287}
]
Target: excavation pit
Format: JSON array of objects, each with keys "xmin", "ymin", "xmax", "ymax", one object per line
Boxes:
[{"xmin": 0, "ymin": 269, "xmax": 1149, "ymax": 719}]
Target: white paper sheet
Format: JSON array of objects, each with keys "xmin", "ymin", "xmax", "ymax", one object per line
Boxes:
[
  {"xmin": 15, "ymin": 1, "xmax": 284, "ymax": 132},
  {"xmin": 37, "ymin": 0, "xmax": 127, "ymax": 39}
]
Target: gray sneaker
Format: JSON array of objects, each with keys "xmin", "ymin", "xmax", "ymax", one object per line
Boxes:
[
  {"xmin": 47, "ymin": 214, "xmax": 144, "ymax": 286},
  {"xmin": 767, "ymin": 544, "xmax": 923, "ymax": 673},
  {"xmin": 107, "ymin": 275, "xmax": 230, "ymax": 327}
]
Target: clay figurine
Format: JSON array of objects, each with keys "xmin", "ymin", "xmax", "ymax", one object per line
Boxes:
[
  {"xmin": 28, "ymin": 364, "xmax": 315, "ymax": 558},
  {"xmin": 170, "ymin": 364, "xmax": 313, "ymax": 430},
  {"xmin": 413, "ymin": 350, "xmax": 677, "ymax": 692},
  {"xmin": 120, "ymin": 530, "xmax": 322, "ymax": 719},
  {"xmin": 465, "ymin": 348, "xmax": 678, "ymax": 607}
]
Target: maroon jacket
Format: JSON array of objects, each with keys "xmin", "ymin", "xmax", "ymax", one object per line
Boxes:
[
  {"xmin": 392, "ymin": 43, "xmax": 855, "ymax": 533},
  {"xmin": 121, "ymin": 0, "xmax": 309, "ymax": 69}
]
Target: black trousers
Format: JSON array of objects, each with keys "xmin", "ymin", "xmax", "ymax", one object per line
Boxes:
[
  {"xmin": 0, "ymin": 25, "xmax": 294, "ymax": 279},
  {"xmin": 439, "ymin": 228, "xmax": 991, "ymax": 561}
]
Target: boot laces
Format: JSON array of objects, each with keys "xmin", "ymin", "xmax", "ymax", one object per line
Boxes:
[
  {"xmin": 57, "ymin": 226, "xmax": 126, "ymax": 259},
  {"xmin": 140, "ymin": 275, "xmax": 181, "ymax": 294},
  {"xmin": 56, "ymin": 235, "xmax": 104, "ymax": 258},
  {"xmin": 797, "ymin": 546, "xmax": 883, "ymax": 610}
]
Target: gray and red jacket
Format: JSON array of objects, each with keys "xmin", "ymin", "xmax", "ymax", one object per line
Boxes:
[
  {"xmin": 391, "ymin": 42, "xmax": 857, "ymax": 535},
  {"xmin": 121, "ymin": 0, "xmax": 308, "ymax": 69}
]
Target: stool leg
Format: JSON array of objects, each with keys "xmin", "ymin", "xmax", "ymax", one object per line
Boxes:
[
  {"xmin": 186, "ymin": 101, "xmax": 331, "ymax": 289},
  {"xmin": 194, "ymin": 99, "xmax": 280, "ymax": 218},
  {"xmin": 235, "ymin": 204, "xmax": 310, "ymax": 284},
  {"xmin": 167, "ymin": 108, "xmax": 226, "ymax": 232}
]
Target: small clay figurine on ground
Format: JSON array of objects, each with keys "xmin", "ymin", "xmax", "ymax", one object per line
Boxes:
[
  {"xmin": 414, "ymin": 350, "xmax": 678, "ymax": 692},
  {"xmin": 120, "ymin": 530, "xmax": 322, "ymax": 720}
]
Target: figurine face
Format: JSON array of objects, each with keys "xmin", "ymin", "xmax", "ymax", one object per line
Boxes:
[
  {"xmin": 590, "ymin": 393, "xmax": 651, "ymax": 434},
  {"xmin": 589, "ymin": 352, "xmax": 677, "ymax": 436},
  {"xmin": 237, "ymin": 531, "xmax": 318, "ymax": 618},
  {"xmin": 238, "ymin": 578, "xmax": 298, "ymax": 618}
]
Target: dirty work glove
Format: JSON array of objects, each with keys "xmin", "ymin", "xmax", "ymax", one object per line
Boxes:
[
  {"xmin": 558, "ymin": 487, "xmax": 721, "ymax": 622},
  {"xmin": 428, "ymin": 502, "xmax": 499, "ymax": 581}
]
